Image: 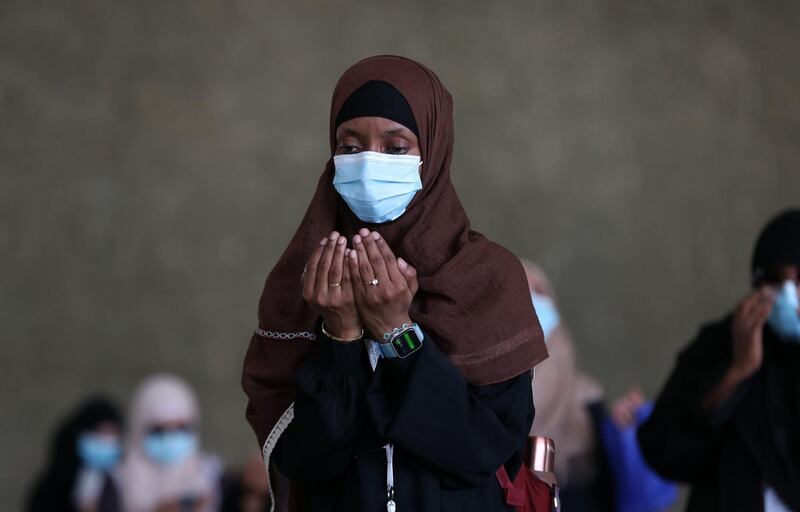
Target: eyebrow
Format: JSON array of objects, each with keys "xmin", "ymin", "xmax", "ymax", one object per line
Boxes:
[{"xmin": 338, "ymin": 127, "xmax": 408, "ymax": 137}]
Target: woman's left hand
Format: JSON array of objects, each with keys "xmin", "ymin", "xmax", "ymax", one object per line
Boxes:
[{"xmin": 348, "ymin": 228, "xmax": 418, "ymax": 340}]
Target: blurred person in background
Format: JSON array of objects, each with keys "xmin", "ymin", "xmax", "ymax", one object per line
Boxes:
[
  {"xmin": 119, "ymin": 374, "xmax": 222, "ymax": 512},
  {"xmin": 26, "ymin": 396, "xmax": 124, "ymax": 512},
  {"xmin": 523, "ymin": 260, "xmax": 676, "ymax": 512},
  {"xmin": 221, "ymin": 450, "xmax": 271, "ymax": 512},
  {"xmin": 638, "ymin": 209, "xmax": 800, "ymax": 511},
  {"xmin": 242, "ymin": 55, "xmax": 547, "ymax": 511}
]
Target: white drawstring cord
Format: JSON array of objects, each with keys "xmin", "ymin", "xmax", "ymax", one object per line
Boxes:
[
  {"xmin": 385, "ymin": 444, "xmax": 396, "ymax": 511},
  {"xmin": 368, "ymin": 341, "xmax": 397, "ymax": 511}
]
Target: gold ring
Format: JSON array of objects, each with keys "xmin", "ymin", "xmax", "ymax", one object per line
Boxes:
[{"xmin": 369, "ymin": 279, "xmax": 379, "ymax": 286}]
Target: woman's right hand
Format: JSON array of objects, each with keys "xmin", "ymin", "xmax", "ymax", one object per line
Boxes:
[
  {"xmin": 704, "ymin": 288, "xmax": 774, "ymax": 410},
  {"xmin": 731, "ymin": 287, "xmax": 774, "ymax": 378},
  {"xmin": 303, "ymin": 231, "xmax": 362, "ymax": 340}
]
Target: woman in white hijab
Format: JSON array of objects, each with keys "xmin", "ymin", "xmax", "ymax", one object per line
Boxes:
[
  {"xmin": 522, "ymin": 261, "xmax": 673, "ymax": 512},
  {"xmin": 521, "ymin": 261, "xmax": 605, "ymax": 492},
  {"xmin": 119, "ymin": 374, "xmax": 222, "ymax": 512}
]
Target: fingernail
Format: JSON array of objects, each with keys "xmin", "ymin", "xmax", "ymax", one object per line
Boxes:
[
  {"xmin": 345, "ymin": 248, "xmax": 351, "ymax": 256},
  {"xmin": 398, "ymin": 257, "xmax": 407, "ymax": 269},
  {"xmin": 320, "ymin": 237, "xmax": 328, "ymax": 245},
  {"xmin": 371, "ymin": 231, "xmax": 380, "ymax": 240},
  {"xmin": 359, "ymin": 228, "xmax": 370, "ymax": 237},
  {"xmin": 353, "ymin": 235, "xmax": 362, "ymax": 244},
  {"xmin": 337, "ymin": 236, "xmax": 346, "ymax": 245},
  {"xmin": 330, "ymin": 231, "xmax": 339, "ymax": 240},
  {"xmin": 349, "ymin": 250, "xmax": 357, "ymax": 259}
]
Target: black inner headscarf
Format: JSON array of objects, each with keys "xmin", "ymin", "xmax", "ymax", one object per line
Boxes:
[
  {"xmin": 751, "ymin": 209, "xmax": 800, "ymax": 284},
  {"xmin": 26, "ymin": 396, "xmax": 122, "ymax": 512},
  {"xmin": 334, "ymin": 80, "xmax": 419, "ymax": 136}
]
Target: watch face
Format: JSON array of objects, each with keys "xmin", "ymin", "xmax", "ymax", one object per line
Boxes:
[{"xmin": 392, "ymin": 328, "xmax": 421, "ymax": 358}]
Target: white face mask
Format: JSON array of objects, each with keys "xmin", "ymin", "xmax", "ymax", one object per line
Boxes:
[{"xmin": 333, "ymin": 151, "xmax": 423, "ymax": 224}]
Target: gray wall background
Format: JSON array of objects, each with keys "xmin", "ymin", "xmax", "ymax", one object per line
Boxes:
[{"xmin": 2, "ymin": 0, "xmax": 799, "ymax": 509}]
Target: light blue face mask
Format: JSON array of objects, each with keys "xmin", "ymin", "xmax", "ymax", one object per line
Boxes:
[
  {"xmin": 768, "ymin": 281, "xmax": 800, "ymax": 342},
  {"xmin": 333, "ymin": 151, "xmax": 423, "ymax": 224},
  {"xmin": 77, "ymin": 433, "xmax": 122, "ymax": 471},
  {"xmin": 531, "ymin": 291, "xmax": 561, "ymax": 341},
  {"xmin": 142, "ymin": 430, "xmax": 198, "ymax": 466}
]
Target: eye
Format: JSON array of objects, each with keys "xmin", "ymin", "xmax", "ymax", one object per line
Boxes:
[
  {"xmin": 385, "ymin": 145, "xmax": 409, "ymax": 155},
  {"xmin": 336, "ymin": 144, "xmax": 362, "ymax": 154}
]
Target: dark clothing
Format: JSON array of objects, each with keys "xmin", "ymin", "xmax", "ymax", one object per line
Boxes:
[
  {"xmin": 220, "ymin": 471, "xmax": 271, "ymax": 512},
  {"xmin": 272, "ymin": 326, "xmax": 534, "ymax": 511},
  {"xmin": 558, "ymin": 402, "xmax": 614, "ymax": 512},
  {"xmin": 27, "ymin": 397, "xmax": 122, "ymax": 512},
  {"xmin": 638, "ymin": 315, "xmax": 800, "ymax": 512}
]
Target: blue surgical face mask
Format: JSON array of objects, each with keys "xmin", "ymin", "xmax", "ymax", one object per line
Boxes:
[
  {"xmin": 142, "ymin": 430, "xmax": 198, "ymax": 466},
  {"xmin": 531, "ymin": 291, "xmax": 561, "ymax": 341},
  {"xmin": 768, "ymin": 281, "xmax": 800, "ymax": 342},
  {"xmin": 77, "ymin": 433, "xmax": 122, "ymax": 471},
  {"xmin": 333, "ymin": 151, "xmax": 423, "ymax": 224}
]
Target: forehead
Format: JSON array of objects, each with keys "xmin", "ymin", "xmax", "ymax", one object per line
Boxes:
[
  {"xmin": 336, "ymin": 116, "xmax": 414, "ymax": 138},
  {"xmin": 761, "ymin": 264, "xmax": 800, "ymax": 281},
  {"xmin": 92, "ymin": 421, "xmax": 121, "ymax": 435},
  {"xmin": 776, "ymin": 265, "xmax": 799, "ymax": 277}
]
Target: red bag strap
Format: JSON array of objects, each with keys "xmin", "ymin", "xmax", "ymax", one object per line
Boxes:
[
  {"xmin": 495, "ymin": 467, "xmax": 525, "ymax": 508},
  {"xmin": 495, "ymin": 466, "xmax": 512, "ymax": 487}
]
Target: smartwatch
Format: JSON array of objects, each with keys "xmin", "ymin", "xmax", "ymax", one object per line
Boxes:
[{"xmin": 378, "ymin": 323, "xmax": 425, "ymax": 359}]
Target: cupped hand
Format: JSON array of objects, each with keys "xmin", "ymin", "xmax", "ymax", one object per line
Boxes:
[
  {"xmin": 731, "ymin": 287, "xmax": 774, "ymax": 378},
  {"xmin": 348, "ymin": 228, "xmax": 418, "ymax": 340},
  {"xmin": 610, "ymin": 386, "xmax": 645, "ymax": 428},
  {"xmin": 302, "ymin": 231, "xmax": 362, "ymax": 340}
]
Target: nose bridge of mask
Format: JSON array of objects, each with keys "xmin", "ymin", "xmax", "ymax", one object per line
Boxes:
[
  {"xmin": 333, "ymin": 165, "xmax": 421, "ymax": 187},
  {"xmin": 335, "ymin": 150, "xmax": 420, "ymax": 166},
  {"xmin": 334, "ymin": 152, "xmax": 421, "ymax": 179}
]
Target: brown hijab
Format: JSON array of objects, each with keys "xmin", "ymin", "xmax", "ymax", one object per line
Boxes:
[{"xmin": 242, "ymin": 55, "xmax": 547, "ymax": 450}]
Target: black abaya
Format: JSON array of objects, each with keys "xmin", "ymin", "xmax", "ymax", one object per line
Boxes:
[{"xmin": 272, "ymin": 325, "xmax": 533, "ymax": 511}]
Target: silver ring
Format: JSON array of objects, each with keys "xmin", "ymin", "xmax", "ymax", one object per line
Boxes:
[
  {"xmin": 328, "ymin": 282, "xmax": 341, "ymax": 288},
  {"xmin": 369, "ymin": 278, "xmax": 379, "ymax": 287}
]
